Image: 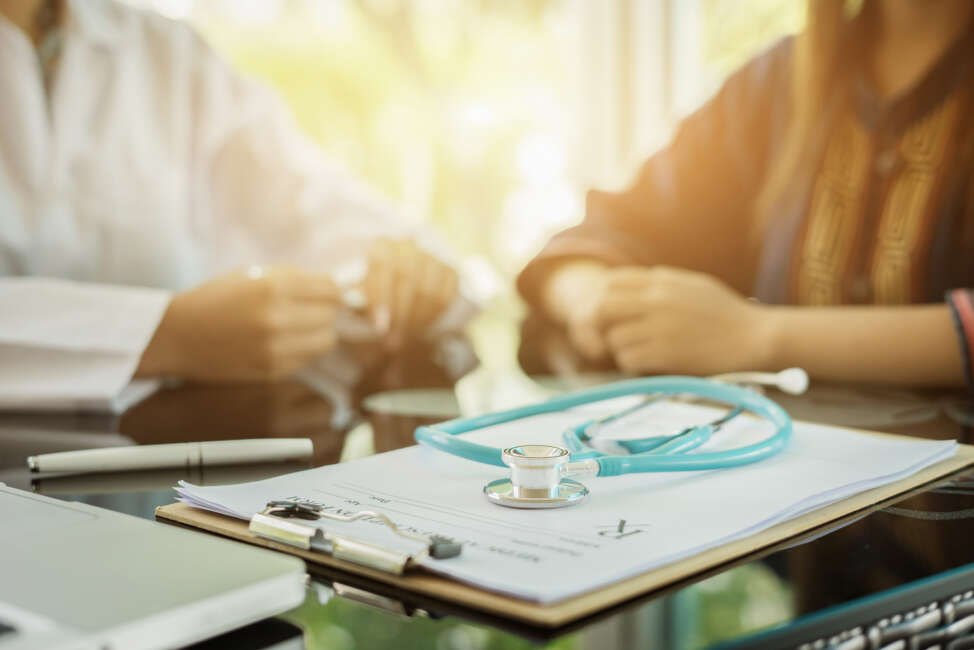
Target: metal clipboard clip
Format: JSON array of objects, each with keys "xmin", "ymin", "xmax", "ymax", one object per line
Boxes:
[{"xmin": 248, "ymin": 499, "xmax": 462, "ymax": 575}]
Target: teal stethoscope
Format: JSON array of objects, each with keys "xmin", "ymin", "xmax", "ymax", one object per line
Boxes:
[{"xmin": 414, "ymin": 369, "xmax": 809, "ymax": 509}]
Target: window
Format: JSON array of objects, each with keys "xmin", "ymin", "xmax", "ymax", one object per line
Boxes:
[{"xmin": 669, "ymin": 0, "xmax": 804, "ymax": 119}]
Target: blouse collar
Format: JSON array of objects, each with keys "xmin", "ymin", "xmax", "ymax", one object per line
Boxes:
[{"xmin": 851, "ymin": 9, "xmax": 974, "ymax": 133}]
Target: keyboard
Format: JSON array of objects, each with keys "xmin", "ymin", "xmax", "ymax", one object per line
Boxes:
[{"xmin": 724, "ymin": 564, "xmax": 974, "ymax": 649}]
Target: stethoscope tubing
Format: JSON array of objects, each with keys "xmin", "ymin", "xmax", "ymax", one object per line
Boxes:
[
  {"xmin": 563, "ymin": 404, "xmax": 746, "ymax": 457},
  {"xmin": 414, "ymin": 376, "xmax": 792, "ymax": 477}
]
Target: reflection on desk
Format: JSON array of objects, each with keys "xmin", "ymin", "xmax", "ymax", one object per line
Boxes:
[
  {"xmin": 30, "ymin": 462, "xmax": 313, "ymax": 496},
  {"xmin": 2, "ymin": 361, "xmax": 973, "ymax": 649}
]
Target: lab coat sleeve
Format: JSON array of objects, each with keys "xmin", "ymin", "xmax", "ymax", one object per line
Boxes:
[
  {"xmin": 0, "ymin": 277, "xmax": 170, "ymax": 411},
  {"xmin": 181, "ymin": 28, "xmax": 476, "ymax": 392},
  {"xmin": 517, "ymin": 37, "xmax": 795, "ymax": 305}
]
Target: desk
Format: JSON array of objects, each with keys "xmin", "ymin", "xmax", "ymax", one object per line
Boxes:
[{"xmin": 2, "ymin": 359, "xmax": 973, "ymax": 648}]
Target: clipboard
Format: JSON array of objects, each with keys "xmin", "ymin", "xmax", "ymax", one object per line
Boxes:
[{"xmin": 156, "ymin": 440, "xmax": 974, "ymax": 628}]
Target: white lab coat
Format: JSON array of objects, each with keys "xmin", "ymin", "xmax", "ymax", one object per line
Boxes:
[{"xmin": 0, "ymin": 0, "xmax": 459, "ymax": 409}]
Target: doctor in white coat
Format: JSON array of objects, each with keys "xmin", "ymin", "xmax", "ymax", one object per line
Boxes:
[{"xmin": 0, "ymin": 0, "xmax": 464, "ymax": 401}]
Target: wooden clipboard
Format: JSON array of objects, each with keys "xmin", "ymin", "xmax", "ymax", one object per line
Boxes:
[{"xmin": 156, "ymin": 438, "xmax": 974, "ymax": 628}]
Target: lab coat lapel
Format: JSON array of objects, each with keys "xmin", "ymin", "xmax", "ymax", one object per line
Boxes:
[
  {"xmin": 51, "ymin": 0, "xmax": 122, "ymax": 189},
  {"xmin": 0, "ymin": 12, "xmax": 49, "ymax": 274},
  {"xmin": 0, "ymin": 15, "xmax": 49, "ymax": 193}
]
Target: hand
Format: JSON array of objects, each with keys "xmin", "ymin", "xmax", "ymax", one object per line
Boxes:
[
  {"xmin": 362, "ymin": 238, "xmax": 459, "ymax": 348},
  {"xmin": 138, "ymin": 266, "xmax": 340, "ymax": 382},
  {"xmin": 541, "ymin": 260, "xmax": 613, "ymax": 363},
  {"xmin": 563, "ymin": 272, "xmax": 612, "ymax": 364},
  {"xmin": 596, "ymin": 266, "xmax": 775, "ymax": 376}
]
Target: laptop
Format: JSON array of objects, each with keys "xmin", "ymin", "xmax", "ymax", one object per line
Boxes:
[{"xmin": 0, "ymin": 485, "xmax": 307, "ymax": 650}]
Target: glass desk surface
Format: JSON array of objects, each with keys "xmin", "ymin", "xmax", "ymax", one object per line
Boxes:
[{"xmin": 1, "ymin": 354, "xmax": 973, "ymax": 650}]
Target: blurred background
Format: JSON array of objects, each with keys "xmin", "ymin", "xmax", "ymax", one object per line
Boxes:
[{"xmin": 122, "ymin": 0, "xmax": 803, "ymax": 284}]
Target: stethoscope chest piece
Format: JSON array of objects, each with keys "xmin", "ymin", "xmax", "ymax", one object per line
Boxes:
[
  {"xmin": 483, "ymin": 445, "xmax": 590, "ymax": 509},
  {"xmin": 484, "ymin": 477, "xmax": 588, "ymax": 508}
]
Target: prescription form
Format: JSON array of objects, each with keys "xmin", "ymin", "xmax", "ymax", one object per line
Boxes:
[{"xmin": 178, "ymin": 401, "xmax": 956, "ymax": 603}]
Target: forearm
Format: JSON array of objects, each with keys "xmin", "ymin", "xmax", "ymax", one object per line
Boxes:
[{"xmin": 765, "ymin": 304, "xmax": 964, "ymax": 387}]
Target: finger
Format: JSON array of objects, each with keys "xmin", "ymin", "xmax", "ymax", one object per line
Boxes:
[
  {"xmin": 433, "ymin": 265, "xmax": 459, "ymax": 321},
  {"xmin": 604, "ymin": 266, "xmax": 654, "ymax": 290},
  {"xmin": 399, "ymin": 256, "xmax": 431, "ymax": 336},
  {"xmin": 416, "ymin": 258, "xmax": 459, "ymax": 331},
  {"xmin": 407, "ymin": 254, "xmax": 443, "ymax": 334},
  {"xmin": 569, "ymin": 322, "xmax": 608, "ymax": 363},
  {"xmin": 249, "ymin": 338, "xmax": 326, "ymax": 381},
  {"xmin": 614, "ymin": 343, "xmax": 661, "ymax": 376},
  {"xmin": 362, "ymin": 269, "xmax": 378, "ymax": 311},
  {"xmin": 387, "ymin": 242, "xmax": 419, "ymax": 342},
  {"xmin": 389, "ymin": 275, "xmax": 416, "ymax": 347},
  {"xmin": 274, "ymin": 304, "xmax": 338, "ymax": 332},
  {"xmin": 274, "ymin": 269, "xmax": 340, "ymax": 302},
  {"xmin": 274, "ymin": 329, "xmax": 339, "ymax": 362},
  {"xmin": 604, "ymin": 265, "xmax": 682, "ymax": 291},
  {"xmin": 596, "ymin": 292, "xmax": 651, "ymax": 327},
  {"xmin": 364, "ymin": 256, "xmax": 394, "ymax": 334},
  {"xmin": 605, "ymin": 318, "xmax": 653, "ymax": 351}
]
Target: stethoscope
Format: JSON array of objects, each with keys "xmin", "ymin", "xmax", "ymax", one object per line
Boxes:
[{"xmin": 414, "ymin": 369, "xmax": 808, "ymax": 509}]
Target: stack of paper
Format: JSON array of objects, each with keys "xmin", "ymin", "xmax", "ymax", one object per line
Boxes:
[{"xmin": 177, "ymin": 401, "xmax": 956, "ymax": 603}]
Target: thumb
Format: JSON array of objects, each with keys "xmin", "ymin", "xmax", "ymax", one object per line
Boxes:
[{"xmin": 569, "ymin": 322, "xmax": 608, "ymax": 363}]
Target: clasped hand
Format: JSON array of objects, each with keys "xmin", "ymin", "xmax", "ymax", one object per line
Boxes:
[
  {"xmin": 138, "ymin": 239, "xmax": 458, "ymax": 382},
  {"xmin": 564, "ymin": 266, "xmax": 776, "ymax": 376}
]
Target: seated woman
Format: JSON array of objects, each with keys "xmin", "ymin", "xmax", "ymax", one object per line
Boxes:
[
  {"xmin": 519, "ymin": 0, "xmax": 974, "ymax": 390},
  {"xmin": 0, "ymin": 0, "xmax": 464, "ymax": 390}
]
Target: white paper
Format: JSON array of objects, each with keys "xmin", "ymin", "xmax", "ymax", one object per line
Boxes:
[
  {"xmin": 0, "ymin": 278, "xmax": 170, "ymax": 353},
  {"xmin": 0, "ymin": 278, "xmax": 170, "ymax": 412},
  {"xmin": 177, "ymin": 402, "xmax": 957, "ymax": 603}
]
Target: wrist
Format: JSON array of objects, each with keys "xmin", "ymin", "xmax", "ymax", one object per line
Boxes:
[
  {"xmin": 136, "ymin": 294, "xmax": 188, "ymax": 377},
  {"xmin": 753, "ymin": 302, "xmax": 789, "ymax": 371}
]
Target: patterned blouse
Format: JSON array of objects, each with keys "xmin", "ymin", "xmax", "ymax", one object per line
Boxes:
[{"xmin": 519, "ymin": 19, "xmax": 974, "ymax": 309}]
